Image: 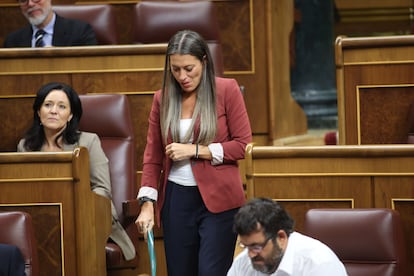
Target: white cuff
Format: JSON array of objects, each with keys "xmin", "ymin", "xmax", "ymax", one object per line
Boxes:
[
  {"xmin": 137, "ymin": 186, "xmax": 158, "ymax": 201},
  {"xmin": 208, "ymin": 143, "xmax": 223, "ymax": 165}
]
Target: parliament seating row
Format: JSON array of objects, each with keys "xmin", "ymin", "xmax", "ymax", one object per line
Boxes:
[
  {"xmin": 245, "ymin": 143, "xmax": 414, "ymax": 274},
  {"xmin": 52, "ymin": 1, "xmax": 224, "ymax": 76},
  {"xmin": 52, "ymin": 2, "xmax": 217, "ymax": 45},
  {"xmin": 0, "ymin": 0, "xmax": 305, "ymax": 146},
  {"xmin": 0, "ymin": 94, "xmax": 143, "ymax": 275}
]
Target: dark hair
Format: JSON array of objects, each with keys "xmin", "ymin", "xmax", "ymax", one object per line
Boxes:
[
  {"xmin": 23, "ymin": 82, "xmax": 82, "ymax": 150},
  {"xmin": 160, "ymin": 30, "xmax": 217, "ymax": 145},
  {"xmin": 164, "ymin": 29, "xmax": 216, "ymax": 83},
  {"xmin": 233, "ymin": 198, "xmax": 295, "ymax": 238}
]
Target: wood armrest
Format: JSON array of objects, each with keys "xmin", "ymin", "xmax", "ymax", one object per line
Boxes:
[{"xmin": 122, "ymin": 199, "xmax": 140, "ymax": 218}]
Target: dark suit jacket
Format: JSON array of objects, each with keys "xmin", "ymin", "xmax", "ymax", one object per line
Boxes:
[
  {"xmin": 3, "ymin": 14, "xmax": 97, "ymax": 47},
  {"xmin": 141, "ymin": 77, "xmax": 252, "ymax": 224},
  {"xmin": 0, "ymin": 244, "xmax": 25, "ymax": 276}
]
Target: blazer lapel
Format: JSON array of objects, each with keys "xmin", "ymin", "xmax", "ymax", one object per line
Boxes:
[
  {"xmin": 52, "ymin": 15, "xmax": 69, "ymax": 46},
  {"xmin": 21, "ymin": 26, "xmax": 33, "ymax": 47}
]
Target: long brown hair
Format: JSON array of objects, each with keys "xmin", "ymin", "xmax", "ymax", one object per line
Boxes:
[{"xmin": 160, "ymin": 30, "xmax": 217, "ymax": 145}]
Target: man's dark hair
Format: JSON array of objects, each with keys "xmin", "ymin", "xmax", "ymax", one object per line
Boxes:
[{"xmin": 233, "ymin": 197, "xmax": 295, "ymax": 238}]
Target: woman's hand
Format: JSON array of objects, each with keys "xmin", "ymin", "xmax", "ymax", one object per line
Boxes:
[
  {"xmin": 165, "ymin": 142, "xmax": 196, "ymax": 161},
  {"xmin": 135, "ymin": 201, "xmax": 155, "ymax": 240}
]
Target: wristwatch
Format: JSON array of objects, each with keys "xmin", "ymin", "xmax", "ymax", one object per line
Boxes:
[{"xmin": 139, "ymin": 196, "xmax": 155, "ymax": 206}]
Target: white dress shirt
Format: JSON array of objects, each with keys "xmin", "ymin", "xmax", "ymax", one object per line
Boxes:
[
  {"xmin": 227, "ymin": 232, "xmax": 348, "ymax": 276},
  {"xmin": 32, "ymin": 13, "xmax": 55, "ymax": 47}
]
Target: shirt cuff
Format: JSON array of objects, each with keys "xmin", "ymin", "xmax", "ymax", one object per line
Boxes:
[
  {"xmin": 208, "ymin": 143, "xmax": 223, "ymax": 165},
  {"xmin": 137, "ymin": 186, "xmax": 158, "ymax": 201}
]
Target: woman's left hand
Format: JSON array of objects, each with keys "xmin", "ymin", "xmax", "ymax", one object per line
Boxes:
[{"xmin": 165, "ymin": 143, "xmax": 196, "ymax": 161}]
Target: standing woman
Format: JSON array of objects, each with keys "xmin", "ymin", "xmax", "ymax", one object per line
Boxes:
[
  {"xmin": 17, "ymin": 82, "xmax": 136, "ymax": 262},
  {"xmin": 135, "ymin": 30, "xmax": 252, "ymax": 276}
]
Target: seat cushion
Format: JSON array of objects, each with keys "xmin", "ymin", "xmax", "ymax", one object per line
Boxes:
[
  {"xmin": 304, "ymin": 208, "xmax": 407, "ymax": 276},
  {"xmin": 54, "ymin": 5, "xmax": 118, "ymax": 44}
]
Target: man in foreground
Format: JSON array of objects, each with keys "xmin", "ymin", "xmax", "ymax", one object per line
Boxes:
[{"xmin": 227, "ymin": 198, "xmax": 347, "ymax": 276}]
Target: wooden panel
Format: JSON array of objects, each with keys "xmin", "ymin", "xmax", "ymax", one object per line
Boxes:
[
  {"xmin": 266, "ymin": 0, "xmax": 307, "ymax": 142},
  {"xmin": 336, "ymin": 0, "xmax": 412, "ymax": 9},
  {"xmin": 245, "ymin": 144, "xmax": 414, "ymax": 274},
  {"xmin": 394, "ymin": 200, "xmax": 414, "ymax": 275},
  {"xmin": 335, "ymin": 35, "xmax": 414, "ymax": 144},
  {"xmin": 0, "ymin": 148, "xmax": 111, "ymax": 276},
  {"xmin": 0, "ymin": 204, "xmax": 62, "ymax": 274},
  {"xmin": 358, "ymin": 86, "xmax": 414, "ymax": 144},
  {"xmin": 376, "ymin": 178, "xmax": 414, "ymax": 274},
  {"xmin": 334, "ymin": 0, "xmax": 414, "ymax": 37}
]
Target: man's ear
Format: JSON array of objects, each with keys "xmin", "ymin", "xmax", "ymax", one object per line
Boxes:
[
  {"xmin": 276, "ymin": 229, "xmax": 289, "ymax": 249},
  {"xmin": 276, "ymin": 229, "xmax": 288, "ymax": 240}
]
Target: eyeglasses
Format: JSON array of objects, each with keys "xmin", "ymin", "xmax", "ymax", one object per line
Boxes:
[
  {"xmin": 239, "ymin": 236, "xmax": 273, "ymax": 253},
  {"xmin": 17, "ymin": 0, "xmax": 41, "ymax": 5}
]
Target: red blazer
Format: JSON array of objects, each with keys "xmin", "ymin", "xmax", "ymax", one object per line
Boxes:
[{"xmin": 141, "ymin": 77, "xmax": 252, "ymax": 223}]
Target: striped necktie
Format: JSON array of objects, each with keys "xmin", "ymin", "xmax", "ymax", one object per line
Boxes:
[{"xmin": 34, "ymin": 29, "xmax": 46, "ymax": 47}]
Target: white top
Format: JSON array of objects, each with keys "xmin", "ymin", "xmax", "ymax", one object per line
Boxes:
[
  {"xmin": 227, "ymin": 232, "xmax": 348, "ymax": 276},
  {"xmin": 168, "ymin": 119, "xmax": 197, "ymax": 186}
]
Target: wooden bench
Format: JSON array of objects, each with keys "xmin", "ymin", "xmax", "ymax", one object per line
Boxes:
[{"xmin": 0, "ymin": 147, "xmax": 111, "ymax": 276}]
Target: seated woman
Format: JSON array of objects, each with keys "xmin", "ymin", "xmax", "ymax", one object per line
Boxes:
[{"xmin": 17, "ymin": 82, "xmax": 135, "ymax": 261}]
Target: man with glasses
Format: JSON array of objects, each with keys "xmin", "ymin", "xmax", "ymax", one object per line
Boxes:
[
  {"xmin": 3, "ymin": 0, "xmax": 96, "ymax": 47},
  {"xmin": 227, "ymin": 198, "xmax": 347, "ymax": 275}
]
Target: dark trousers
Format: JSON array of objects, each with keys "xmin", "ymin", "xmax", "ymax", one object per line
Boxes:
[{"xmin": 162, "ymin": 181, "xmax": 238, "ymax": 276}]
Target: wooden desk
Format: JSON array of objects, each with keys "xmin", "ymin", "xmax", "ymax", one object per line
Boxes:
[
  {"xmin": 335, "ymin": 35, "xmax": 414, "ymax": 144},
  {"xmin": 245, "ymin": 144, "xmax": 414, "ymax": 273},
  {"xmin": 0, "ymin": 147, "xmax": 111, "ymax": 276}
]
